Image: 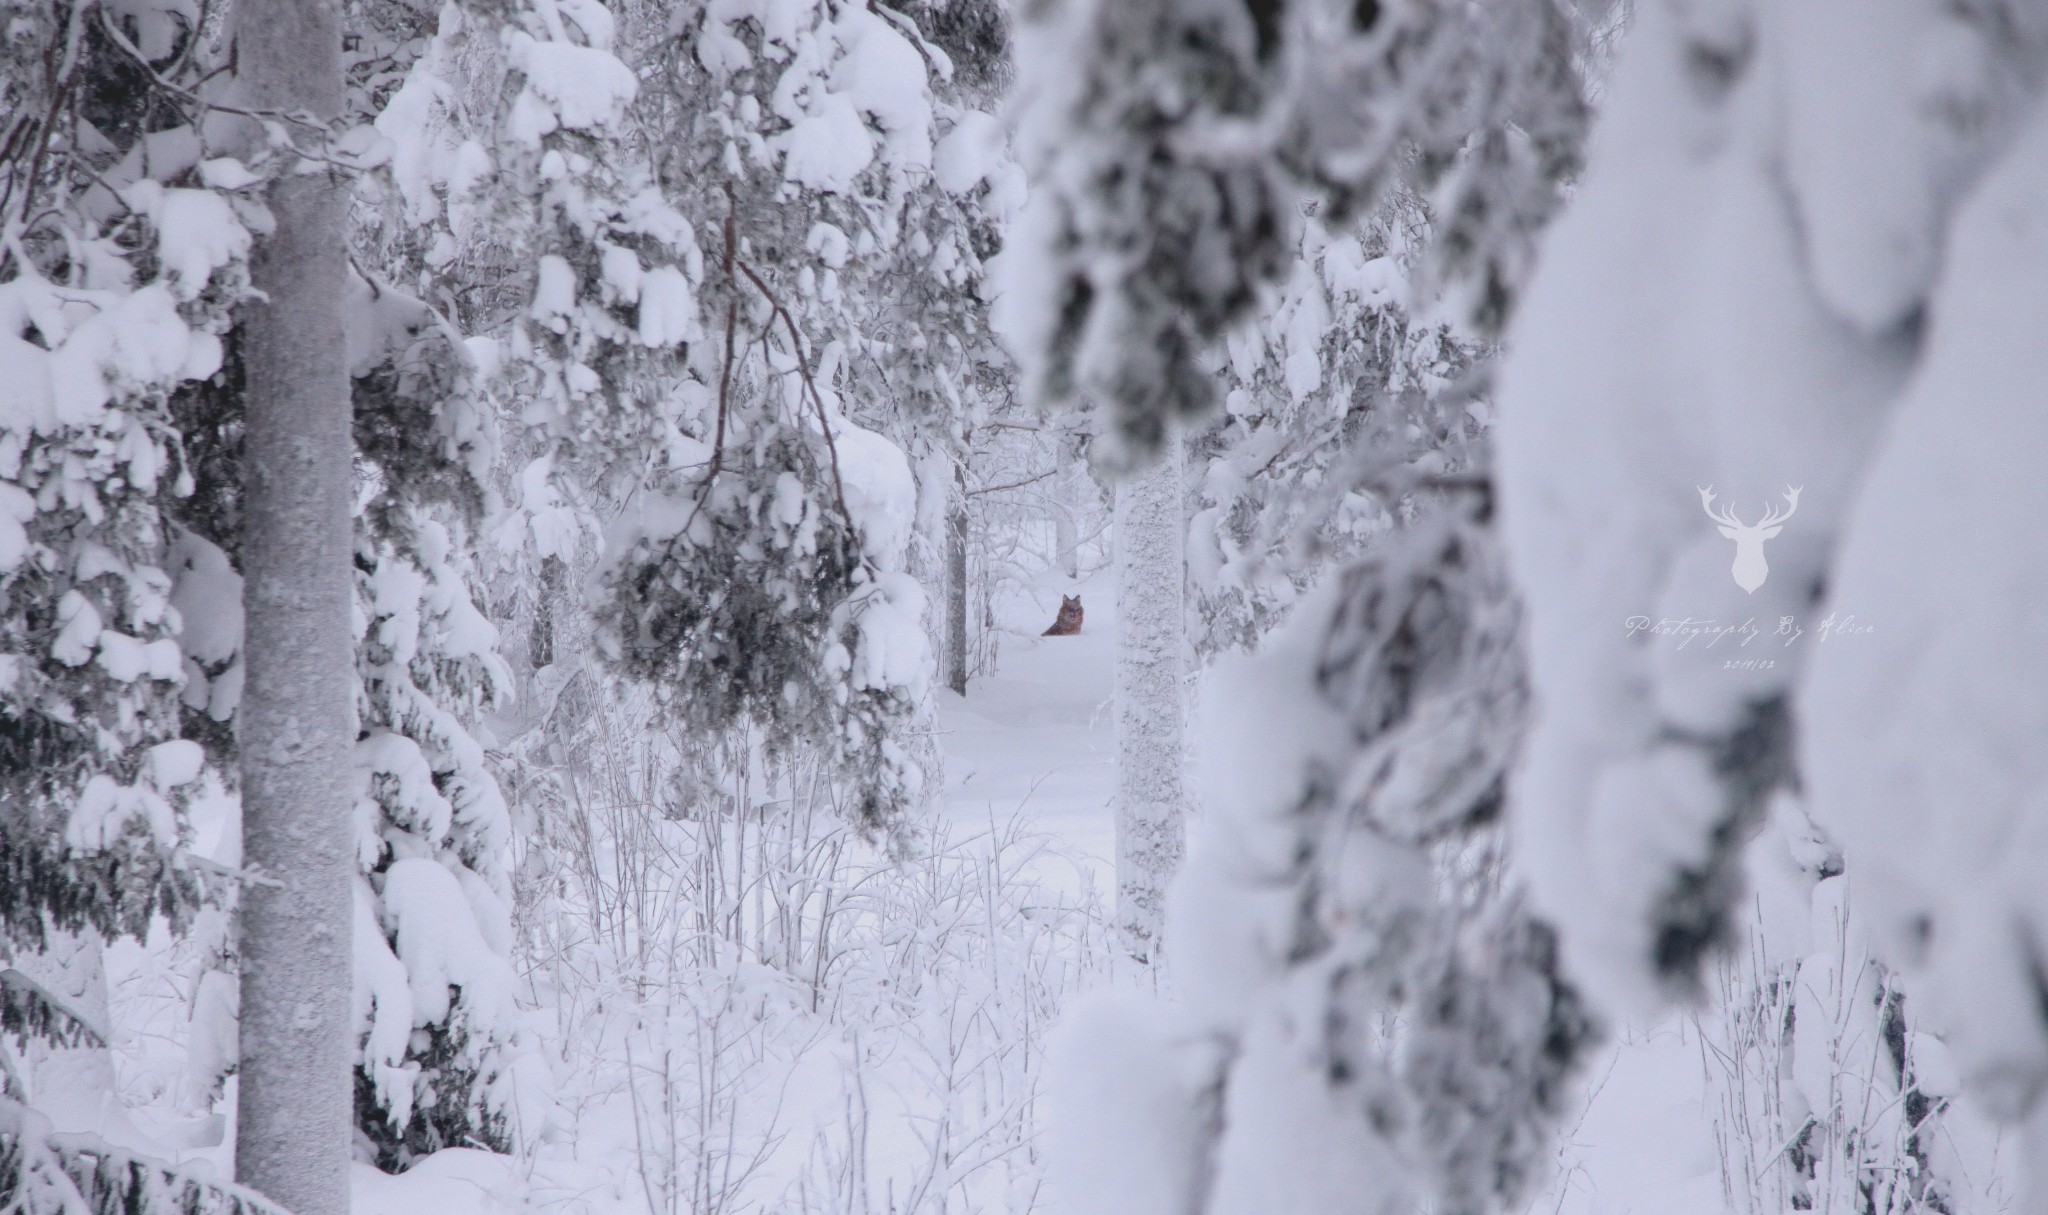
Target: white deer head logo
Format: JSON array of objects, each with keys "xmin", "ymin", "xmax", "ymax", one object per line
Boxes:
[{"xmin": 1698, "ymin": 485, "xmax": 1801, "ymax": 594}]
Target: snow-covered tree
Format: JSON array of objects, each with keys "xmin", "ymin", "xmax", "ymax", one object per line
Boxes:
[
  {"xmin": 373, "ymin": 0, "xmax": 968, "ymax": 854},
  {"xmin": 0, "ymin": 0, "xmax": 530, "ymax": 1183},
  {"xmin": 340, "ymin": 3, "xmax": 1031, "ymax": 1167},
  {"xmin": 230, "ymin": 1, "xmax": 357, "ymax": 1208},
  {"xmin": 1112, "ymin": 435, "xmax": 1186, "ymax": 964},
  {"xmin": 54, "ymin": 1, "xmax": 2048, "ymax": 1214},
  {"xmin": 1494, "ymin": 0, "xmax": 2048, "ymax": 1205},
  {"xmin": 0, "ymin": 0, "xmax": 245, "ymax": 980},
  {"xmin": 1000, "ymin": 0, "xmax": 1587, "ymax": 465},
  {"xmin": 116, "ymin": 3, "xmax": 531, "ymax": 1173},
  {"xmin": 998, "ymin": 0, "xmax": 1290, "ymax": 465}
]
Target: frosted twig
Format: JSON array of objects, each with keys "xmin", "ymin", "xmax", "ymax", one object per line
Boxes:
[{"xmin": 968, "ymin": 468, "xmax": 1059, "ymax": 497}]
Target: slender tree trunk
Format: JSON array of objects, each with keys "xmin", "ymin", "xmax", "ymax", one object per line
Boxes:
[
  {"xmin": 233, "ymin": 3, "xmax": 354, "ymax": 1213},
  {"xmin": 947, "ymin": 462, "xmax": 969, "ymax": 696},
  {"xmin": 1054, "ymin": 436, "xmax": 1080, "ymax": 581},
  {"xmin": 1113, "ymin": 435, "xmax": 1186, "ymax": 965},
  {"xmin": 530, "ymin": 553, "xmax": 563, "ymax": 668}
]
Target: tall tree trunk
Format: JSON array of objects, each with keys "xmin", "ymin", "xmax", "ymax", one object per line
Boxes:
[
  {"xmin": 1054, "ymin": 435, "xmax": 1081, "ymax": 581},
  {"xmin": 947, "ymin": 462, "xmax": 969, "ymax": 696},
  {"xmin": 234, "ymin": 3, "xmax": 353, "ymax": 1213},
  {"xmin": 1113, "ymin": 436, "xmax": 1186, "ymax": 965}
]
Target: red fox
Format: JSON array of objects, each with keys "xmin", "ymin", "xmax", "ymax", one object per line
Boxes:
[{"xmin": 1042, "ymin": 595, "xmax": 1083, "ymax": 636}]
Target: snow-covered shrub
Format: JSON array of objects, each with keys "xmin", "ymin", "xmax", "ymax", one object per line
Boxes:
[
  {"xmin": 1700, "ymin": 795, "xmax": 1971, "ymax": 1215},
  {"xmin": 349, "ymin": 526, "xmax": 520, "ymax": 1165}
]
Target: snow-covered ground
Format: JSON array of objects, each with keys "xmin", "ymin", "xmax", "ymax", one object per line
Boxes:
[
  {"xmin": 1538, "ymin": 1021, "xmax": 1723, "ymax": 1215},
  {"xmin": 936, "ymin": 570, "xmax": 1117, "ymax": 899}
]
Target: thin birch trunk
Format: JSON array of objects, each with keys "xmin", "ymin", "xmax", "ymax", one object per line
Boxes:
[
  {"xmin": 1113, "ymin": 436, "xmax": 1186, "ymax": 965},
  {"xmin": 233, "ymin": 3, "xmax": 354, "ymax": 1212},
  {"xmin": 1054, "ymin": 436, "xmax": 1080, "ymax": 581},
  {"xmin": 947, "ymin": 463, "xmax": 969, "ymax": 696}
]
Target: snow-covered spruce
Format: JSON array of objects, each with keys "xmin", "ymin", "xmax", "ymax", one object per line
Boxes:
[
  {"xmin": 997, "ymin": 0, "xmax": 1291, "ymax": 465},
  {"xmin": 1493, "ymin": 0, "xmax": 2011, "ymax": 1008},
  {"xmin": 0, "ymin": 1096, "xmax": 289, "ymax": 1215},
  {"xmin": 0, "ymin": 0, "xmax": 248, "ymax": 1147},
  {"xmin": 164, "ymin": 259, "xmax": 520, "ymax": 1172},
  {"xmin": 362, "ymin": 0, "xmax": 981, "ymax": 855},
  {"xmin": 999, "ymin": 0, "xmax": 1586, "ymax": 466},
  {"xmin": 344, "ymin": 282, "xmax": 520, "ymax": 1169}
]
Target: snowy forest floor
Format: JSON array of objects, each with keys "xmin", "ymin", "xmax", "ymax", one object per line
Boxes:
[
  {"xmin": 1541, "ymin": 1022, "xmax": 1722, "ymax": 1215},
  {"xmin": 936, "ymin": 573, "xmax": 1118, "ymax": 903},
  {"xmin": 101, "ymin": 564, "xmax": 1755, "ymax": 1215}
]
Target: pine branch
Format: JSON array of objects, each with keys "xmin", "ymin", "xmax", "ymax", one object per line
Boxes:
[
  {"xmin": 0, "ymin": 969, "xmax": 105, "ymax": 1052},
  {"xmin": 0, "ymin": 1099, "xmax": 294, "ymax": 1215}
]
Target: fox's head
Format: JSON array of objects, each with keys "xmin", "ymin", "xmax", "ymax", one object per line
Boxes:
[{"xmin": 1059, "ymin": 595, "xmax": 1081, "ymax": 619}]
